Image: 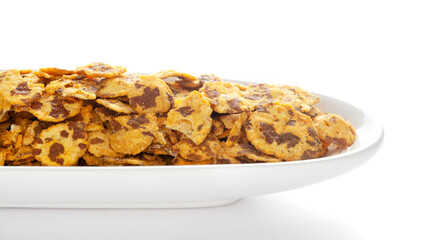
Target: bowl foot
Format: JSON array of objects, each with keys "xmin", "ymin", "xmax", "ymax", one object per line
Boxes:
[{"xmin": 0, "ymin": 199, "xmax": 241, "ymax": 209}]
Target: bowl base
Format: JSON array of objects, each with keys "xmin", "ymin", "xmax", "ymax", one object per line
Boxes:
[{"xmin": 0, "ymin": 199, "xmax": 240, "ymax": 209}]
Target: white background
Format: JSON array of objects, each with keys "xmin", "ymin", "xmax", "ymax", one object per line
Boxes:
[{"xmin": 0, "ymin": 0, "xmax": 426, "ymax": 239}]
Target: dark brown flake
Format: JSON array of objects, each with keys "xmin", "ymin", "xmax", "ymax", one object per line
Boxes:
[
  {"xmin": 33, "ymin": 137, "xmax": 43, "ymax": 144},
  {"xmin": 259, "ymin": 121, "xmax": 278, "ymax": 144},
  {"xmin": 227, "ymin": 98, "xmax": 242, "ymax": 112},
  {"xmin": 260, "ymin": 121, "xmax": 300, "ymax": 147},
  {"xmin": 301, "ymin": 149, "xmax": 318, "ymax": 160},
  {"xmin": 67, "ymin": 122, "xmax": 86, "ymax": 140},
  {"xmin": 60, "ymin": 130, "xmax": 69, "ymax": 138},
  {"xmin": 287, "ymin": 120, "xmax": 296, "ymax": 126},
  {"xmin": 49, "ymin": 97, "xmax": 70, "ymax": 119},
  {"xmin": 187, "ymin": 153, "xmax": 202, "ymax": 161},
  {"xmin": 277, "ymin": 132, "xmax": 300, "ymax": 147},
  {"xmin": 176, "ymin": 106, "xmax": 194, "ymax": 117},
  {"xmin": 78, "ymin": 143, "xmax": 87, "ymax": 150},
  {"xmin": 10, "ymin": 82, "xmax": 31, "ymax": 96},
  {"xmin": 90, "ymin": 137, "xmax": 105, "ymax": 144},
  {"xmin": 130, "ymin": 87, "xmax": 160, "ymax": 109},
  {"xmin": 217, "ymin": 158, "xmax": 231, "ymax": 164},
  {"xmin": 48, "ymin": 142, "xmax": 65, "ymax": 164},
  {"xmin": 33, "ymin": 148, "xmax": 42, "ymax": 155},
  {"xmin": 307, "ymin": 127, "xmax": 321, "ymax": 144},
  {"xmin": 142, "ymin": 132, "xmax": 154, "ymax": 137},
  {"xmin": 204, "ymin": 89, "xmax": 219, "ymax": 99},
  {"xmin": 110, "ymin": 119, "xmax": 127, "ymax": 132},
  {"xmin": 30, "ymin": 101, "xmax": 43, "ymax": 110},
  {"xmin": 127, "ymin": 114, "xmax": 150, "ymax": 129}
]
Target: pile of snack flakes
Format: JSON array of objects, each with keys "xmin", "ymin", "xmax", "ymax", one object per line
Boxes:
[{"xmin": 0, "ymin": 63, "xmax": 356, "ymax": 166}]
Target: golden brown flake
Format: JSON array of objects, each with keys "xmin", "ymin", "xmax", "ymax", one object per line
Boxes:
[
  {"xmin": 76, "ymin": 62, "xmax": 126, "ymax": 79},
  {"xmin": 108, "ymin": 113, "xmax": 161, "ymax": 155},
  {"xmin": 25, "ymin": 94, "xmax": 83, "ymax": 122},
  {"xmin": 313, "ymin": 113, "xmax": 356, "ymax": 149},
  {"xmin": 33, "ymin": 122, "xmax": 88, "ymax": 166},
  {"xmin": 127, "ymin": 76, "xmax": 173, "ymax": 114},
  {"xmin": 170, "ymin": 135, "xmax": 221, "ymax": 162},
  {"xmin": 96, "ymin": 74, "xmax": 140, "ymax": 98},
  {"xmin": 200, "ymin": 82, "xmax": 253, "ymax": 114},
  {"xmin": 246, "ymin": 102, "xmax": 324, "ymax": 161},
  {"xmin": 45, "ymin": 79, "xmax": 98, "ymax": 100},
  {"xmin": 95, "ymin": 99, "xmax": 136, "ymax": 114},
  {"xmin": 165, "ymin": 91, "xmax": 212, "ymax": 145},
  {"xmin": 0, "ymin": 69, "xmax": 44, "ymax": 107}
]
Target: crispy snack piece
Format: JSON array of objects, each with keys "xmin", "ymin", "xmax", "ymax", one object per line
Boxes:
[
  {"xmin": 83, "ymin": 153, "xmax": 165, "ymax": 166},
  {"xmin": 219, "ymin": 113, "xmax": 242, "ymax": 129},
  {"xmin": 33, "ymin": 122, "xmax": 88, "ymax": 166},
  {"xmin": 167, "ymin": 82, "xmax": 191, "ymax": 99},
  {"xmin": 0, "ymin": 149, "xmax": 9, "ymax": 166},
  {"xmin": 109, "ymin": 129, "xmax": 153, "ymax": 155},
  {"xmin": 165, "ymin": 91, "xmax": 212, "ymax": 145},
  {"xmin": 224, "ymin": 142, "xmax": 281, "ymax": 163},
  {"xmin": 33, "ymin": 67, "xmax": 76, "ymax": 82},
  {"xmin": 76, "ymin": 62, "xmax": 126, "ymax": 80},
  {"xmin": 45, "ymin": 79, "xmax": 98, "ymax": 100},
  {"xmin": 200, "ymin": 81, "xmax": 253, "ymax": 114},
  {"xmin": 70, "ymin": 105, "xmax": 104, "ymax": 131},
  {"xmin": 170, "ymin": 135, "xmax": 221, "ymax": 162},
  {"xmin": 87, "ymin": 129, "xmax": 124, "ymax": 158},
  {"xmin": 21, "ymin": 73, "xmax": 44, "ymax": 84},
  {"xmin": 272, "ymin": 84, "xmax": 319, "ymax": 105},
  {"xmin": 0, "ymin": 70, "xmax": 44, "ymax": 107},
  {"xmin": 154, "ymin": 70, "xmax": 197, "ymax": 81},
  {"xmin": 0, "ymin": 118, "xmax": 41, "ymax": 161},
  {"xmin": 313, "ymin": 113, "xmax": 356, "ymax": 149},
  {"xmin": 39, "ymin": 67, "xmax": 75, "ymax": 76},
  {"xmin": 241, "ymin": 84, "xmax": 274, "ymax": 106},
  {"xmin": 0, "ymin": 121, "xmax": 26, "ymax": 148},
  {"xmin": 33, "ymin": 71, "xmax": 62, "ymax": 81},
  {"xmin": 197, "ymin": 74, "xmax": 222, "ymax": 83},
  {"xmin": 143, "ymin": 126, "xmax": 180, "ymax": 155},
  {"xmin": 154, "ymin": 70, "xmax": 203, "ymax": 90},
  {"xmin": 13, "ymin": 159, "xmax": 42, "ymax": 166},
  {"xmin": 210, "ymin": 119, "xmax": 226, "ymax": 138},
  {"xmin": 22, "ymin": 120, "xmax": 39, "ymax": 146},
  {"xmin": 225, "ymin": 111, "xmax": 249, "ymax": 147},
  {"xmin": 140, "ymin": 154, "xmax": 168, "ymax": 166},
  {"xmin": 0, "ymin": 111, "xmax": 9, "ymax": 123},
  {"xmin": 267, "ymin": 84, "xmax": 321, "ymax": 117},
  {"xmin": 108, "ymin": 113, "xmax": 162, "ymax": 155},
  {"xmin": 213, "ymin": 149, "xmax": 241, "ymax": 165},
  {"xmin": 127, "ymin": 76, "xmax": 173, "ymax": 114},
  {"xmin": 94, "ymin": 106, "xmax": 122, "ymax": 123},
  {"xmin": 172, "ymin": 156, "xmax": 212, "ymax": 165},
  {"xmin": 246, "ymin": 102, "xmax": 324, "ymax": 161},
  {"xmin": 96, "ymin": 74, "xmax": 140, "ymax": 98},
  {"xmin": 95, "ymin": 99, "xmax": 136, "ymax": 114},
  {"xmin": 25, "ymin": 94, "xmax": 83, "ymax": 122},
  {"xmin": 241, "ymin": 83, "xmax": 321, "ymax": 117},
  {"xmin": 0, "ymin": 94, "xmax": 11, "ymax": 119},
  {"xmin": 4, "ymin": 146, "xmax": 34, "ymax": 161}
]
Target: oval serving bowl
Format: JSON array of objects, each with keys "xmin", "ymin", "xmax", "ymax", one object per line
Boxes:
[{"xmin": 0, "ymin": 80, "xmax": 383, "ymax": 208}]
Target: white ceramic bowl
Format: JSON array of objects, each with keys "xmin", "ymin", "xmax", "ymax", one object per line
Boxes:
[{"xmin": 0, "ymin": 82, "xmax": 383, "ymax": 208}]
